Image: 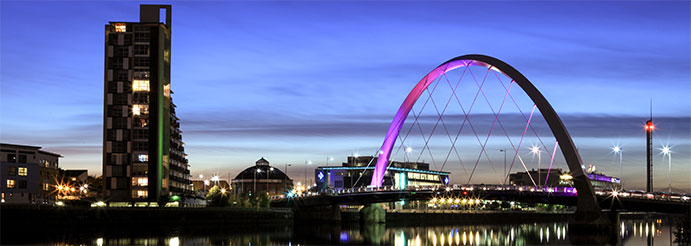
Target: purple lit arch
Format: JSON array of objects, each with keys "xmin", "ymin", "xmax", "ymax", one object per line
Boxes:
[{"xmin": 370, "ymin": 54, "xmax": 603, "ymax": 218}]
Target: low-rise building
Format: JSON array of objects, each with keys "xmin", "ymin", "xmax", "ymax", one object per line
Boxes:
[
  {"xmin": 315, "ymin": 156, "xmax": 450, "ymax": 191},
  {"xmin": 231, "ymin": 158, "xmax": 293, "ymax": 197},
  {"xmin": 0, "ymin": 143, "xmax": 61, "ymax": 204}
]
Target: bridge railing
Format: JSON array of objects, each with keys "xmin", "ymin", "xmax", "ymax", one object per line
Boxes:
[{"xmin": 270, "ymin": 184, "xmax": 690, "ymax": 202}]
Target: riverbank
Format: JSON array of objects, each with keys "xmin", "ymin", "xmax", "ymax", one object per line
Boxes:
[{"xmin": 0, "ymin": 205, "xmax": 293, "ymax": 244}]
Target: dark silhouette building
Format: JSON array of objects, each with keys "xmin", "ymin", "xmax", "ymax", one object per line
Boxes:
[
  {"xmin": 103, "ymin": 5, "xmax": 191, "ymax": 204},
  {"xmin": 232, "ymin": 158, "xmax": 293, "ymax": 197}
]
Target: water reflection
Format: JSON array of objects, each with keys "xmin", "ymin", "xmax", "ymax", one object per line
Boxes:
[{"xmin": 47, "ymin": 216, "xmax": 685, "ymax": 245}]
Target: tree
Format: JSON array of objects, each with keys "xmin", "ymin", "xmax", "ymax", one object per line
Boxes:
[
  {"xmin": 206, "ymin": 185, "xmax": 229, "ymax": 207},
  {"xmin": 258, "ymin": 192, "xmax": 270, "ymax": 208}
]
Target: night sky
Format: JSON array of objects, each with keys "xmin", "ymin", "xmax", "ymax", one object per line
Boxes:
[{"xmin": 1, "ymin": 1, "xmax": 689, "ymax": 192}]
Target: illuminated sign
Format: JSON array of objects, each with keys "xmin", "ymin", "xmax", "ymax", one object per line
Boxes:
[{"xmin": 317, "ymin": 171, "xmax": 324, "ymax": 181}]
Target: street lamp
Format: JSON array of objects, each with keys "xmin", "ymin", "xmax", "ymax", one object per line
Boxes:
[
  {"xmin": 255, "ymin": 168, "xmax": 261, "ymax": 195},
  {"xmin": 304, "ymin": 160, "xmax": 312, "ymax": 187},
  {"xmin": 612, "ymin": 146, "xmax": 623, "ymax": 187},
  {"xmin": 660, "ymin": 146, "xmax": 672, "ymax": 193},
  {"xmin": 499, "ymin": 149, "xmax": 507, "ymax": 185},
  {"xmin": 268, "ymin": 167, "xmax": 274, "ymax": 193},
  {"xmin": 529, "ymin": 145, "xmax": 541, "ymax": 187},
  {"xmin": 405, "ymin": 146, "xmax": 413, "ymax": 163}
]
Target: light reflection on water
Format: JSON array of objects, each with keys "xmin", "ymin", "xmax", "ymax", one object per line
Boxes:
[{"xmin": 74, "ymin": 218, "xmax": 683, "ymax": 245}]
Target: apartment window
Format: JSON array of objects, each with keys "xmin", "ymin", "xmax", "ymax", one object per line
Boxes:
[
  {"xmin": 7, "ymin": 167, "xmax": 17, "ymax": 176},
  {"xmin": 7, "ymin": 154, "xmax": 16, "ymax": 163},
  {"xmin": 134, "ymin": 70, "xmax": 150, "ymax": 79},
  {"xmin": 43, "ymin": 183, "xmax": 50, "ymax": 191},
  {"xmin": 134, "ymin": 57, "xmax": 150, "ymax": 67},
  {"xmin": 138, "ymin": 154, "xmax": 148, "ymax": 162},
  {"xmin": 132, "ymin": 79, "xmax": 150, "ymax": 92},
  {"xmin": 133, "ymin": 93, "xmax": 149, "ymax": 104},
  {"xmin": 133, "ymin": 141, "xmax": 148, "ymax": 151},
  {"xmin": 6, "ymin": 179, "xmax": 15, "ymax": 189},
  {"xmin": 134, "ymin": 26, "xmax": 150, "ymax": 32},
  {"xmin": 137, "ymin": 118, "xmax": 148, "ymax": 128},
  {"xmin": 18, "ymin": 180, "xmax": 26, "ymax": 189},
  {"xmin": 114, "ymin": 23, "xmax": 127, "ymax": 32},
  {"xmin": 134, "ymin": 32, "xmax": 150, "ymax": 42},
  {"xmin": 116, "ymin": 46, "xmax": 129, "ymax": 57},
  {"xmin": 132, "ymin": 177, "xmax": 148, "ymax": 187},
  {"xmin": 18, "ymin": 167, "xmax": 27, "ymax": 176},
  {"xmin": 134, "ymin": 45, "xmax": 149, "ymax": 55},
  {"xmin": 133, "ymin": 104, "xmax": 149, "ymax": 116},
  {"xmin": 164, "ymin": 84, "xmax": 171, "ymax": 98},
  {"xmin": 133, "ymin": 190, "xmax": 148, "ymax": 198},
  {"xmin": 18, "ymin": 155, "xmax": 27, "ymax": 163},
  {"xmin": 117, "ymin": 70, "xmax": 129, "ymax": 81},
  {"xmin": 108, "ymin": 57, "xmax": 124, "ymax": 69}
]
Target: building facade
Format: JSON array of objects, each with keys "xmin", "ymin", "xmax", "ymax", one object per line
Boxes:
[
  {"xmin": 0, "ymin": 143, "xmax": 61, "ymax": 204},
  {"xmin": 509, "ymin": 167, "xmax": 621, "ymax": 190},
  {"xmin": 232, "ymin": 158, "xmax": 293, "ymax": 197},
  {"xmin": 103, "ymin": 5, "xmax": 191, "ymax": 204},
  {"xmin": 315, "ymin": 156, "xmax": 450, "ymax": 191}
]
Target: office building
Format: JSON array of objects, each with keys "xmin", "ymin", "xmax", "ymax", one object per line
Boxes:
[
  {"xmin": 0, "ymin": 143, "xmax": 61, "ymax": 204},
  {"xmin": 103, "ymin": 5, "xmax": 191, "ymax": 204},
  {"xmin": 315, "ymin": 156, "xmax": 450, "ymax": 191}
]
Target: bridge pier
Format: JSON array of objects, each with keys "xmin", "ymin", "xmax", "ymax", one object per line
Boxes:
[
  {"xmin": 568, "ymin": 210, "xmax": 619, "ymax": 245},
  {"xmin": 360, "ymin": 203, "xmax": 386, "ymax": 224}
]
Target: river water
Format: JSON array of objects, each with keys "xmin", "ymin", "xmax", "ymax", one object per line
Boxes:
[{"xmin": 40, "ymin": 215, "xmax": 686, "ymax": 245}]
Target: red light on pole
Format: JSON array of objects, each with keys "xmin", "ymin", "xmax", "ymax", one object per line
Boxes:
[{"xmin": 645, "ymin": 121, "xmax": 655, "ymax": 131}]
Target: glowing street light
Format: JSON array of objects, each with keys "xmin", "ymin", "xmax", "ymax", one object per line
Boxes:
[
  {"xmin": 612, "ymin": 145, "xmax": 623, "ymax": 187},
  {"xmin": 304, "ymin": 160, "xmax": 312, "ymax": 187},
  {"xmin": 660, "ymin": 146, "xmax": 672, "ymax": 193},
  {"xmin": 199, "ymin": 174, "xmax": 204, "ymax": 179},
  {"xmin": 529, "ymin": 145, "xmax": 541, "ymax": 187}
]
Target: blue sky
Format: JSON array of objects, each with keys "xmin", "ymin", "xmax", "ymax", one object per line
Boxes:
[{"xmin": 1, "ymin": 1, "xmax": 689, "ymax": 191}]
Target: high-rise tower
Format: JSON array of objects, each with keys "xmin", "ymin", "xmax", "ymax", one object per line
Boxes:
[{"xmin": 103, "ymin": 5, "xmax": 191, "ymax": 203}]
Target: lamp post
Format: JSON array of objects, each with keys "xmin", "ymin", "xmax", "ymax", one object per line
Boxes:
[
  {"xmin": 500, "ymin": 149, "xmax": 507, "ymax": 185},
  {"xmin": 268, "ymin": 167, "xmax": 274, "ymax": 194},
  {"xmin": 254, "ymin": 168, "xmax": 261, "ymax": 196},
  {"xmin": 530, "ymin": 145, "xmax": 541, "ymax": 187},
  {"xmin": 304, "ymin": 160, "xmax": 312, "ymax": 187},
  {"xmin": 661, "ymin": 146, "xmax": 672, "ymax": 193},
  {"xmin": 405, "ymin": 146, "xmax": 413, "ymax": 164},
  {"xmin": 612, "ymin": 146, "xmax": 623, "ymax": 188}
]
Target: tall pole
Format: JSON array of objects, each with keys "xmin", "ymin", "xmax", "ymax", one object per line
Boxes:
[
  {"xmin": 500, "ymin": 149, "xmax": 506, "ymax": 185},
  {"xmin": 619, "ymin": 149, "xmax": 623, "ymax": 188},
  {"xmin": 537, "ymin": 151, "xmax": 541, "ymax": 188},
  {"xmin": 668, "ymin": 153, "xmax": 672, "ymax": 193},
  {"xmin": 646, "ymin": 120, "xmax": 653, "ymax": 192}
]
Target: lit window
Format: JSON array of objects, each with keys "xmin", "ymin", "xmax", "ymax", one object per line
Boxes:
[
  {"xmin": 114, "ymin": 23, "xmax": 126, "ymax": 32},
  {"xmin": 164, "ymin": 84, "xmax": 170, "ymax": 98},
  {"xmin": 137, "ymin": 190, "xmax": 148, "ymax": 198},
  {"xmin": 138, "ymin": 154, "xmax": 148, "ymax": 162},
  {"xmin": 7, "ymin": 179, "xmax": 15, "ymax": 189},
  {"xmin": 133, "ymin": 104, "xmax": 148, "ymax": 116},
  {"xmin": 133, "ymin": 79, "xmax": 150, "ymax": 92},
  {"xmin": 132, "ymin": 177, "xmax": 148, "ymax": 187},
  {"xmin": 43, "ymin": 183, "xmax": 50, "ymax": 191},
  {"xmin": 18, "ymin": 167, "xmax": 27, "ymax": 176}
]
